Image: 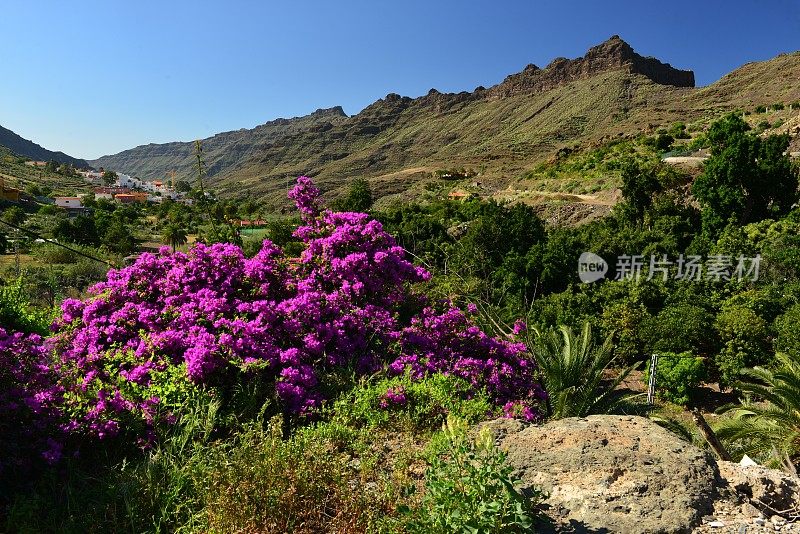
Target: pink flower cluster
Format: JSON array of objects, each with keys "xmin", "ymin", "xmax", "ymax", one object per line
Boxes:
[
  {"xmin": 0, "ymin": 328, "xmax": 64, "ymax": 472},
  {"xmin": 379, "ymin": 386, "xmax": 408, "ymax": 408},
  {"xmin": 3, "ymin": 177, "xmax": 545, "ymax": 463}
]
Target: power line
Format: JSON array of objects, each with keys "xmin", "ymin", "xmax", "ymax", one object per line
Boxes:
[{"xmin": 0, "ymin": 218, "xmax": 117, "ymax": 268}]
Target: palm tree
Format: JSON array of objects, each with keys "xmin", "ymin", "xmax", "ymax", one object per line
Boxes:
[
  {"xmin": 529, "ymin": 322, "xmax": 637, "ymax": 419},
  {"xmin": 162, "ymin": 224, "xmax": 188, "ymax": 252},
  {"xmin": 716, "ymin": 352, "xmax": 800, "ymax": 475}
]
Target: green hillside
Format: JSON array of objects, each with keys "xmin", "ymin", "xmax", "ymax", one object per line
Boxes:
[{"xmin": 0, "ymin": 125, "xmax": 88, "ymax": 168}]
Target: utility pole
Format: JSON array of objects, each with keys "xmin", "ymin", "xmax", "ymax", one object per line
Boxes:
[
  {"xmin": 14, "ymin": 230, "xmax": 20, "ymax": 277},
  {"xmin": 647, "ymin": 353, "xmax": 659, "ymax": 405}
]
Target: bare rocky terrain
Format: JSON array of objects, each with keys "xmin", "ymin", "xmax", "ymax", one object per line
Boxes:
[{"xmin": 479, "ymin": 416, "xmax": 800, "ymax": 533}]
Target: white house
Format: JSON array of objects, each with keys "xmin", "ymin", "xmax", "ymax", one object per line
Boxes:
[
  {"xmin": 55, "ymin": 197, "xmax": 83, "ymax": 209},
  {"xmin": 116, "ymin": 173, "xmax": 143, "ymax": 189}
]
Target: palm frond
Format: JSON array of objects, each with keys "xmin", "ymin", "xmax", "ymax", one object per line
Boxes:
[
  {"xmin": 529, "ymin": 322, "xmax": 638, "ymax": 419},
  {"xmin": 716, "ymin": 352, "xmax": 800, "ymax": 472}
]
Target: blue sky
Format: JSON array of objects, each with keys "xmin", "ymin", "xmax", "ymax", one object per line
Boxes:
[{"xmin": 1, "ymin": 0, "xmax": 798, "ymax": 160}]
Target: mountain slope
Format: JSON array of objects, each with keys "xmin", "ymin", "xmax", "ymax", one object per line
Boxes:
[
  {"xmin": 90, "ymin": 36, "xmax": 800, "ymax": 206},
  {"xmin": 90, "ymin": 107, "xmax": 349, "ymax": 183},
  {"xmin": 0, "ymin": 125, "xmax": 88, "ymax": 168}
]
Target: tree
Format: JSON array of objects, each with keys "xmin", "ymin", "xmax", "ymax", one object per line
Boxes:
[
  {"xmin": 102, "ymin": 170, "xmax": 118, "ymax": 186},
  {"xmin": 161, "ymin": 224, "xmax": 188, "ymax": 252},
  {"xmin": 103, "ymin": 219, "xmax": 136, "ymax": 255},
  {"xmin": 53, "ymin": 215, "xmax": 100, "ymax": 246},
  {"xmin": 0, "ymin": 231, "xmax": 7, "ymax": 254},
  {"xmin": 332, "ymin": 178, "xmax": 373, "ymax": 213},
  {"xmin": 25, "ymin": 183, "xmax": 43, "ymax": 197},
  {"xmin": 714, "ymin": 305, "xmax": 771, "ymax": 387},
  {"xmin": 1, "ymin": 206, "xmax": 27, "ymax": 226},
  {"xmin": 654, "ymin": 133, "xmax": 674, "ymax": 152},
  {"xmin": 692, "ymin": 114, "xmax": 799, "ymax": 237},
  {"xmin": 175, "ymin": 180, "xmax": 192, "ymax": 193},
  {"xmin": 619, "ymin": 159, "xmax": 661, "ymax": 225},
  {"xmin": 775, "ymin": 304, "xmax": 800, "ymax": 358}
]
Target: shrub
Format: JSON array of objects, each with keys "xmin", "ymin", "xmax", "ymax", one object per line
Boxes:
[
  {"xmin": 198, "ymin": 421, "xmax": 397, "ymax": 533},
  {"xmin": 755, "ymin": 105, "xmax": 767, "ymax": 113},
  {"xmin": 38, "ymin": 177, "xmax": 544, "ymax": 452},
  {"xmin": 7, "ymin": 395, "xmax": 218, "ymax": 533},
  {"xmin": 644, "ymin": 303, "xmax": 715, "ymax": 355},
  {"xmin": 402, "ymin": 416, "xmax": 543, "ymax": 533},
  {"xmin": 644, "ymin": 351, "xmax": 705, "ymax": 406},
  {"xmin": 0, "ymin": 327, "xmax": 63, "ymax": 492},
  {"xmin": 668, "ymin": 122, "xmax": 690, "ymax": 139},
  {"xmin": 774, "ymin": 303, "xmax": 800, "ymax": 357},
  {"xmin": 36, "ymin": 244, "xmax": 78, "ymax": 264},
  {"xmin": 332, "ymin": 372, "xmax": 495, "ymax": 431},
  {"xmin": 600, "ymin": 298, "xmax": 652, "ymax": 363},
  {"xmin": 714, "ymin": 306, "xmax": 771, "ymax": 387},
  {"xmin": 528, "ymin": 323, "xmax": 637, "ymax": 419},
  {"xmin": 0, "ymin": 280, "xmax": 51, "ymax": 334}
]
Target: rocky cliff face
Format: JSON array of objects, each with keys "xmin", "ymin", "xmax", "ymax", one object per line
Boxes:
[{"xmin": 487, "ymin": 35, "xmax": 694, "ymax": 99}]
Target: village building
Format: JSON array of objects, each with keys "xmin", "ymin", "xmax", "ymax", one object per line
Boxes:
[
  {"xmin": 0, "ymin": 177, "xmax": 21, "ymax": 202},
  {"xmin": 54, "ymin": 196, "xmax": 83, "ymax": 209},
  {"xmin": 114, "ymin": 192, "xmax": 148, "ymax": 204}
]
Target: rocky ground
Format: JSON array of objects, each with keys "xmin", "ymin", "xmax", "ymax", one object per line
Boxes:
[{"xmin": 479, "ymin": 416, "xmax": 799, "ymax": 533}]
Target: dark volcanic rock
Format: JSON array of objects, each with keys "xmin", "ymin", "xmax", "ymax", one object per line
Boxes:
[{"xmin": 488, "ymin": 35, "xmax": 694, "ymax": 98}]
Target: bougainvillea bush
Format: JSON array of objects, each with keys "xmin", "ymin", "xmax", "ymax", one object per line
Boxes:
[
  {"xmin": 0, "ymin": 328, "xmax": 63, "ymax": 480},
  {"xmin": 3, "ymin": 177, "xmax": 545, "ymax": 471}
]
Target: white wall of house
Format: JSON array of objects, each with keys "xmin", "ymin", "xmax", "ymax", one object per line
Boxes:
[{"xmin": 55, "ymin": 197, "xmax": 83, "ymax": 208}]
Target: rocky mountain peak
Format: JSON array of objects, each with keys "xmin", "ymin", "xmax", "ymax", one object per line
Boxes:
[
  {"xmin": 488, "ymin": 35, "xmax": 695, "ymax": 98},
  {"xmin": 311, "ymin": 106, "xmax": 347, "ymax": 118}
]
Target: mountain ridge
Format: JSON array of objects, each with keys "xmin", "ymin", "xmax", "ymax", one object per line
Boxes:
[
  {"xmin": 89, "ymin": 36, "xmax": 799, "ymax": 206},
  {"xmin": 0, "ymin": 125, "xmax": 88, "ymax": 168}
]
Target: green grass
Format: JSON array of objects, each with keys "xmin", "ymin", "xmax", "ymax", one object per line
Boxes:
[{"xmin": 5, "ymin": 373, "xmax": 524, "ymax": 533}]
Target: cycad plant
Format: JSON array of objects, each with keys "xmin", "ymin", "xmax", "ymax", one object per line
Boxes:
[
  {"xmin": 716, "ymin": 352, "xmax": 800, "ymax": 475},
  {"xmin": 529, "ymin": 322, "xmax": 637, "ymax": 419}
]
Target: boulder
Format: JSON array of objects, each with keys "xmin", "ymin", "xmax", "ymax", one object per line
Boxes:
[
  {"xmin": 717, "ymin": 460, "xmax": 799, "ymax": 515},
  {"xmin": 483, "ymin": 415, "xmax": 719, "ymax": 533}
]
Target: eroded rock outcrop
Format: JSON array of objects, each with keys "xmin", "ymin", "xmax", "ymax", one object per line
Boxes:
[
  {"xmin": 487, "ymin": 35, "xmax": 695, "ymax": 99},
  {"xmin": 717, "ymin": 460, "xmax": 799, "ymax": 515},
  {"xmin": 481, "ymin": 415, "xmax": 800, "ymax": 532},
  {"xmin": 483, "ymin": 416, "xmax": 718, "ymax": 533}
]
